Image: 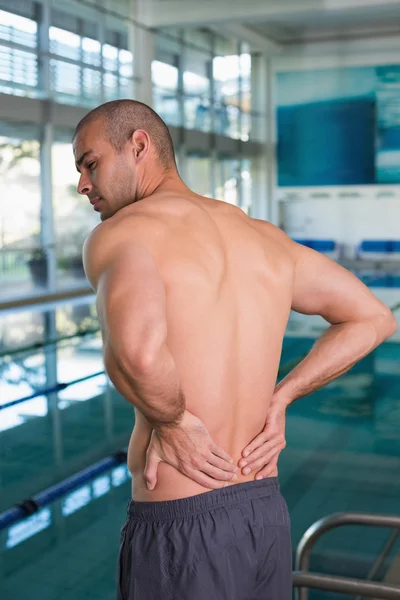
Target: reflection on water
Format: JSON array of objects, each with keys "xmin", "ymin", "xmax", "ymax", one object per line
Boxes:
[
  {"xmin": 1, "ymin": 300, "xmax": 103, "ymax": 431},
  {"xmin": 4, "ymin": 465, "xmax": 130, "ymax": 550}
]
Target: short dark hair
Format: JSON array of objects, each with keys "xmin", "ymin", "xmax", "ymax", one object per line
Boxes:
[{"xmin": 73, "ymin": 99, "xmax": 176, "ymax": 170}]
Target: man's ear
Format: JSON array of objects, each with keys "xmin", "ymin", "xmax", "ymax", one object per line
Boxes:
[{"xmin": 131, "ymin": 129, "xmax": 150, "ymax": 161}]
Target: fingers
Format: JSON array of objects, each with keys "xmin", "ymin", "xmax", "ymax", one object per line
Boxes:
[
  {"xmin": 241, "ymin": 444, "xmax": 284, "ymax": 476},
  {"xmin": 190, "ymin": 454, "xmax": 237, "ymax": 482},
  {"xmin": 239, "ymin": 435, "xmax": 285, "ymax": 468},
  {"xmin": 254, "ymin": 456, "xmax": 279, "ymax": 480},
  {"xmin": 211, "ymin": 443, "xmax": 234, "ymax": 464},
  {"xmin": 242, "ymin": 431, "xmax": 270, "ymax": 458},
  {"xmin": 208, "ymin": 453, "xmax": 238, "ymax": 473},
  {"xmin": 184, "ymin": 468, "xmax": 233, "ymax": 490},
  {"xmin": 143, "ymin": 439, "xmax": 162, "ymax": 491},
  {"xmin": 203, "ymin": 463, "xmax": 238, "ymax": 482}
]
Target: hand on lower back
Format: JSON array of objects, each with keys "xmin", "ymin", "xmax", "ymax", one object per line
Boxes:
[
  {"xmin": 239, "ymin": 400, "xmax": 287, "ymax": 480},
  {"xmin": 143, "ymin": 409, "xmax": 238, "ymax": 490}
]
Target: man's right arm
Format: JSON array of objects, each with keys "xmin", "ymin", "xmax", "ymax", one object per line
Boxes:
[{"xmin": 273, "ymin": 241, "xmax": 397, "ymax": 408}]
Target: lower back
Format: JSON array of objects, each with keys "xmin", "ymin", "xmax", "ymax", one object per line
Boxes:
[{"xmin": 128, "ymin": 404, "xmax": 278, "ymax": 502}]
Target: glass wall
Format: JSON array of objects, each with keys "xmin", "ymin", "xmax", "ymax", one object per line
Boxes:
[
  {"xmin": 0, "ymin": 0, "xmax": 138, "ymax": 302},
  {"xmin": 240, "ymin": 52, "xmax": 252, "ymax": 141},
  {"xmin": 241, "ymin": 158, "xmax": 253, "ymax": 214},
  {"xmin": 153, "ymin": 29, "xmax": 258, "ymax": 141},
  {"xmin": 214, "ymin": 157, "xmax": 253, "ymax": 214},
  {"xmin": 186, "ymin": 154, "xmax": 212, "ymax": 197},
  {"xmin": 0, "ymin": 8, "xmax": 39, "ymax": 98},
  {"xmin": 184, "ymin": 46, "xmax": 212, "ymax": 132},
  {"xmin": 0, "ymin": 122, "xmax": 41, "ymax": 300},
  {"xmin": 213, "ymin": 37, "xmax": 240, "ymax": 139},
  {"xmin": 49, "ymin": 6, "xmax": 134, "ymax": 108},
  {"xmin": 0, "ymin": 3, "xmax": 136, "ymax": 106},
  {"xmin": 152, "ymin": 33, "xmax": 181, "ymax": 127},
  {"xmin": 52, "ymin": 129, "xmax": 100, "ymax": 287},
  {"xmin": 0, "ymin": 4, "xmax": 260, "ymax": 304},
  {"xmin": 215, "ymin": 157, "xmax": 240, "ymax": 205}
]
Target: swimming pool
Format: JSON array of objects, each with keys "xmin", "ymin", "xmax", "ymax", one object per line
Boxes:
[{"xmin": 1, "ymin": 295, "xmax": 399, "ymax": 599}]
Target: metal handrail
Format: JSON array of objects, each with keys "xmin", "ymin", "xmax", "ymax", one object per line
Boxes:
[
  {"xmin": 295, "ymin": 512, "xmax": 400, "ymax": 600},
  {"xmin": 357, "ymin": 529, "xmax": 400, "ymax": 600},
  {"xmin": 293, "ymin": 571, "xmax": 400, "ymax": 598}
]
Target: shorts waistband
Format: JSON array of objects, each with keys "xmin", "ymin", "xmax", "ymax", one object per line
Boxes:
[{"xmin": 126, "ymin": 477, "xmax": 280, "ymax": 522}]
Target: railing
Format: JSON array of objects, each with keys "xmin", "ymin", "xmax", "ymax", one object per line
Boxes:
[
  {"xmin": 293, "ymin": 571, "xmax": 400, "ymax": 598},
  {"xmin": 295, "ymin": 512, "xmax": 400, "ymax": 600},
  {"xmin": 0, "ymin": 248, "xmax": 31, "ymax": 279}
]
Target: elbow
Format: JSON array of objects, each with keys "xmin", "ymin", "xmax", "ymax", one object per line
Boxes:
[
  {"xmin": 130, "ymin": 347, "xmax": 161, "ymax": 374},
  {"xmin": 376, "ymin": 309, "xmax": 397, "ymax": 342},
  {"xmin": 385, "ymin": 311, "xmax": 398, "ymax": 339}
]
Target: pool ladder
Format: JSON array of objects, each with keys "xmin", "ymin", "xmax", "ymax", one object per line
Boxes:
[{"xmin": 293, "ymin": 512, "xmax": 400, "ymax": 599}]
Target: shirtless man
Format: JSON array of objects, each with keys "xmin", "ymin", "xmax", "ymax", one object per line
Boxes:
[{"xmin": 73, "ymin": 100, "xmax": 396, "ymax": 600}]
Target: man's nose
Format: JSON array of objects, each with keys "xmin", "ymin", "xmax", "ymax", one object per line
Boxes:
[{"xmin": 77, "ymin": 174, "xmax": 92, "ymax": 196}]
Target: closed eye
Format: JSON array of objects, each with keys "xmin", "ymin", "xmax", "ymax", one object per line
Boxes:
[{"xmin": 87, "ymin": 161, "xmax": 96, "ymax": 171}]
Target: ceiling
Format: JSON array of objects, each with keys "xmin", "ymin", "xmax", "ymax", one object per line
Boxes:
[
  {"xmin": 249, "ymin": 5, "xmax": 400, "ymax": 44},
  {"xmin": 142, "ymin": 0, "xmax": 400, "ymax": 48}
]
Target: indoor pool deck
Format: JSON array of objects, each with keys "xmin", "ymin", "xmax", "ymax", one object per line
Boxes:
[{"xmin": 0, "ymin": 338, "xmax": 400, "ymax": 599}]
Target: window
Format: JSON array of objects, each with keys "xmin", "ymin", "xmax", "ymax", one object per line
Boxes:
[
  {"xmin": 49, "ymin": 13, "xmax": 133, "ymax": 107},
  {"xmin": 213, "ymin": 54, "xmax": 240, "ymax": 138},
  {"xmin": 240, "ymin": 53, "xmax": 252, "ymax": 141},
  {"xmin": 152, "ymin": 60, "xmax": 180, "ymax": 126},
  {"xmin": 52, "ymin": 130, "xmax": 99, "ymax": 288},
  {"xmin": 215, "ymin": 158, "xmax": 252, "ymax": 213},
  {"xmin": 185, "ymin": 154, "xmax": 212, "ymax": 196},
  {"xmin": 0, "ymin": 9, "xmax": 38, "ymax": 96},
  {"xmin": 0, "ymin": 308, "xmax": 47, "ymax": 432},
  {"xmin": 215, "ymin": 158, "xmax": 240, "ymax": 205},
  {"xmin": 0, "ymin": 123, "xmax": 41, "ymax": 300},
  {"xmin": 152, "ymin": 33, "xmax": 181, "ymax": 127},
  {"xmin": 103, "ymin": 43, "xmax": 133, "ymax": 102},
  {"xmin": 184, "ymin": 47, "xmax": 211, "ymax": 131}
]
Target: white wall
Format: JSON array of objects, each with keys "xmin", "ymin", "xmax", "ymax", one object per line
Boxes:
[{"xmin": 279, "ymin": 190, "xmax": 400, "ymax": 258}]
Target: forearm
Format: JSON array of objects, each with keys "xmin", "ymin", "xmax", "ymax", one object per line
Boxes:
[
  {"xmin": 104, "ymin": 342, "xmax": 185, "ymax": 428},
  {"xmin": 273, "ymin": 315, "xmax": 394, "ymax": 408}
]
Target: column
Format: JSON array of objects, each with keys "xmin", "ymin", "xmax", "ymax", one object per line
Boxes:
[
  {"xmin": 265, "ymin": 56, "xmax": 278, "ymax": 225},
  {"xmin": 174, "ymin": 32, "xmax": 190, "ymax": 182},
  {"xmin": 38, "ymin": 0, "xmax": 57, "ymax": 290},
  {"xmin": 249, "ymin": 52, "xmax": 276, "ymax": 223},
  {"xmin": 132, "ymin": 0, "xmax": 154, "ymax": 105}
]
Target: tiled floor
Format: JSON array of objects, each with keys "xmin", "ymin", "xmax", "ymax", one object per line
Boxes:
[{"xmin": 0, "ymin": 338, "xmax": 400, "ymax": 599}]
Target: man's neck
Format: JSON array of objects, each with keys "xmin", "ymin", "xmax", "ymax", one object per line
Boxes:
[{"xmin": 140, "ymin": 172, "xmax": 193, "ymax": 202}]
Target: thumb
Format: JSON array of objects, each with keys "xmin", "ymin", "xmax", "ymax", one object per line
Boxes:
[{"xmin": 144, "ymin": 440, "xmax": 162, "ymax": 491}]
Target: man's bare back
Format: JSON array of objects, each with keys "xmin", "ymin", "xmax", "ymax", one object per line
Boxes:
[{"xmin": 112, "ymin": 193, "xmax": 293, "ymax": 501}]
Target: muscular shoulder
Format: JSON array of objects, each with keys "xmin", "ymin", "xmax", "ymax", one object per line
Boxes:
[
  {"xmin": 83, "ymin": 208, "xmax": 167, "ymax": 290},
  {"xmin": 251, "ymin": 218, "xmax": 296, "ymax": 262}
]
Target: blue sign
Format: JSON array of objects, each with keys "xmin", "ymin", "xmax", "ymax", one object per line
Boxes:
[{"xmin": 276, "ymin": 65, "xmax": 400, "ymax": 186}]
